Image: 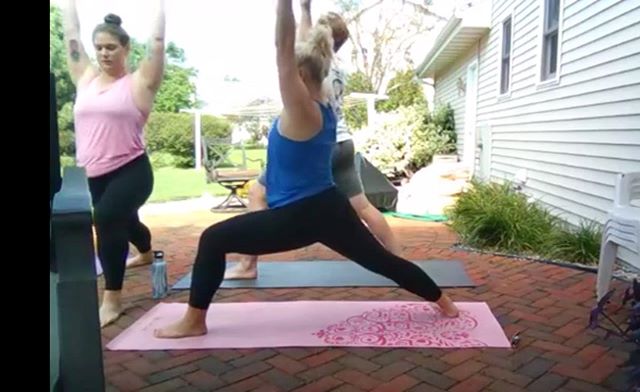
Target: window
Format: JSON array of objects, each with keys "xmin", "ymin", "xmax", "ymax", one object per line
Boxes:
[
  {"xmin": 500, "ymin": 16, "xmax": 512, "ymax": 95},
  {"xmin": 541, "ymin": 0, "xmax": 560, "ymax": 81}
]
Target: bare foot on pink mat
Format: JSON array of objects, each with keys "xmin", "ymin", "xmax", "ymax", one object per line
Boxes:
[
  {"xmin": 154, "ymin": 307, "xmax": 208, "ymax": 339},
  {"xmin": 436, "ymin": 294, "xmax": 459, "ymax": 318}
]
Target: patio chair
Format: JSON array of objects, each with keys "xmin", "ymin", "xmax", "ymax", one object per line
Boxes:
[
  {"xmin": 201, "ymin": 135, "xmax": 264, "ymax": 210},
  {"xmin": 596, "ymin": 171, "xmax": 640, "ymax": 300}
]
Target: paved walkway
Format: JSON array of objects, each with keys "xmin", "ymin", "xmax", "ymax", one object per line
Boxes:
[{"xmin": 100, "ymin": 207, "xmax": 636, "ymax": 392}]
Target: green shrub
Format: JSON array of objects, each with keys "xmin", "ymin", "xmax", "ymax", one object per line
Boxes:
[
  {"xmin": 446, "ymin": 180, "xmax": 558, "ymax": 254},
  {"xmin": 149, "ymin": 152, "xmax": 177, "ymax": 168},
  {"xmin": 544, "ymin": 220, "xmax": 602, "ymax": 264},
  {"xmin": 344, "ymin": 71, "xmax": 374, "ymax": 130},
  {"xmin": 447, "ymin": 179, "xmax": 604, "ymax": 264},
  {"xmin": 409, "ymin": 104, "xmax": 456, "ymax": 170},
  {"xmin": 57, "ymin": 102, "xmax": 76, "ymax": 156},
  {"xmin": 145, "ymin": 112, "xmax": 232, "ymax": 168},
  {"xmin": 59, "ymin": 155, "xmax": 76, "ymax": 167},
  {"xmin": 357, "ymin": 108, "xmax": 414, "ymax": 176},
  {"xmin": 358, "ymin": 103, "xmax": 457, "ymax": 176}
]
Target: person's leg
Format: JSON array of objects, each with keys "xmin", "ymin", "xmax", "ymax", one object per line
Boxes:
[
  {"xmin": 318, "ymin": 190, "xmax": 458, "ymax": 316},
  {"xmin": 154, "ymin": 189, "xmax": 334, "ymax": 338},
  {"xmin": 332, "ymin": 140, "xmax": 401, "ymax": 255},
  {"xmin": 223, "ymin": 178, "xmax": 268, "ymax": 279},
  {"xmin": 125, "ymin": 210, "xmax": 154, "ymax": 267},
  {"xmin": 348, "ymin": 194, "xmax": 402, "ymax": 255},
  {"xmin": 92, "ymin": 155, "xmax": 154, "ymax": 327}
]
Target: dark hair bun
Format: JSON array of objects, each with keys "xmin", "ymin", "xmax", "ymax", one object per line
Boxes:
[{"xmin": 104, "ymin": 13, "xmax": 122, "ymax": 26}]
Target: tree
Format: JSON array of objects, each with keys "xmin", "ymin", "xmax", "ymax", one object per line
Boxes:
[
  {"xmin": 49, "ymin": 4, "xmax": 199, "ymax": 115},
  {"xmin": 343, "ymin": 71, "xmax": 373, "ymax": 130},
  {"xmin": 336, "ymin": 0, "xmax": 446, "ymax": 93},
  {"xmin": 50, "ymin": 5, "xmax": 75, "ymax": 112},
  {"xmin": 376, "ymin": 68, "xmax": 427, "ymax": 113}
]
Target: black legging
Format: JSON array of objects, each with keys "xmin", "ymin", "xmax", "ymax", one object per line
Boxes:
[
  {"xmin": 89, "ymin": 154, "xmax": 154, "ymax": 291},
  {"xmin": 189, "ymin": 187, "xmax": 442, "ymax": 309}
]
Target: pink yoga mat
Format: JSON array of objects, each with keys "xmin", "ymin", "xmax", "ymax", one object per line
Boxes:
[{"xmin": 107, "ymin": 301, "xmax": 511, "ymax": 350}]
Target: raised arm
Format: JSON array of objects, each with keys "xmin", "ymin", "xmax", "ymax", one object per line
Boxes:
[
  {"xmin": 276, "ymin": 0, "xmax": 322, "ymax": 141},
  {"xmin": 62, "ymin": 0, "xmax": 96, "ymax": 85},
  {"xmin": 298, "ymin": 0, "xmax": 313, "ymax": 41},
  {"xmin": 135, "ymin": 0, "xmax": 166, "ymax": 93}
]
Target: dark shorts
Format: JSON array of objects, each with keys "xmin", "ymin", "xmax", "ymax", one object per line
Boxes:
[{"xmin": 257, "ymin": 139, "xmax": 364, "ymax": 198}]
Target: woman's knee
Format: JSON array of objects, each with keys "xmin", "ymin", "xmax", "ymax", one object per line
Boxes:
[
  {"xmin": 248, "ymin": 181, "xmax": 267, "ymax": 209},
  {"xmin": 198, "ymin": 223, "xmax": 231, "ymax": 255}
]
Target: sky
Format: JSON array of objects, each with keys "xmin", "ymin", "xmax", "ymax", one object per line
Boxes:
[{"xmin": 51, "ymin": 0, "xmax": 455, "ymax": 114}]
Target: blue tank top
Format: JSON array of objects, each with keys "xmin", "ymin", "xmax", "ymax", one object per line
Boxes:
[{"xmin": 265, "ymin": 102, "xmax": 337, "ymax": 208}]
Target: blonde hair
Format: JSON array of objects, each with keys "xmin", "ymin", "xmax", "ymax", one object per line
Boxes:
[
  {"xmin": 295, "ymin": 24, "xmax": 334, "ymax": 85},
  {"xmin": 317, "ymin": 12, "xmax": 349, "ymax": 52}
]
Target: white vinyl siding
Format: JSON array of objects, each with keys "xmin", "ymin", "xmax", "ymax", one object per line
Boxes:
[
  {"xmin": 433, "ymin": 50, "xmax": 479, "ymax": 158},
  {"xmin": 430, "ymin": 0, "xmax": 640, "ymax": 225}
]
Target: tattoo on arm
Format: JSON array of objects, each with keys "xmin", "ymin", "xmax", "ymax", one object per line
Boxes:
[{"xmin": 69, "ymin": 40, "xmax": 80, "ymax": 62}]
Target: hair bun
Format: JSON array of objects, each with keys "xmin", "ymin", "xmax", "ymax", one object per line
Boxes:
[{"xmin": 104, "ymin": 13, "xmax": 122, "ymax": 26}]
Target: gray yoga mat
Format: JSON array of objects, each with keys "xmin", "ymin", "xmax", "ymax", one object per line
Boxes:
[{"xmin": 171, "ymin": 260, "xmax": 475, "ymax": 290}]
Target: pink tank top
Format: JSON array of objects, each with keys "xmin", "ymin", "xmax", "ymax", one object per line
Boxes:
[{"xmin": 73, "ymin": 74, "xmax": 148, "ymax": 178}]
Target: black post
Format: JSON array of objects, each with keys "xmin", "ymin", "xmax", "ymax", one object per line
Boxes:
[{"xmin": 52, "ymin": 168, "xmax": 105, "ymax": 392}]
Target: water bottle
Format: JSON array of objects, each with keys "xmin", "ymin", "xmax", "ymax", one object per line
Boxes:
[{"xmin": 151, "ymin": 250, "xmax": 168, "ymax": 299}]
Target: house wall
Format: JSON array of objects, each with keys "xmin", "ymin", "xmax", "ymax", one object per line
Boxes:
[
  {"xmin": 433, "ymin": 49, "xmax": 480, "ymax": 157},
  {"xmin": 434, "ymin": 0, "xmax": 640, "ymax": 225}
]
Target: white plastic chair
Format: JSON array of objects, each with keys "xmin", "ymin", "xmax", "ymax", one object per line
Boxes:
[{"xmin": 596, "ymin": 171, "xmax": 640, "ymax": 300}]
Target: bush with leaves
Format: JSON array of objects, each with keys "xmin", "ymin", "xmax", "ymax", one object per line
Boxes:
[
  {"xmin": 145, "ymin": 112, "xmax": 232, "ymax": 168},
  {"xmin": 446, "ymin": 179, "xmax": 603, "ymax": 264},
  {"xmin": 446, "ymin": 180, "xmax": 558, "ymax": 254},
  {"xmin": 356, "ymin": 107, "xmax": 414, "ymax": 176},
  {"xmin": 357, "ymin": 103, "xmax": 457, "ymax": 176},
  {"xmin": 343, "ymin": 71, "xmax": 374, "ymax": 130},
  {"xmin": 409, "ymin": 104, "xmax": 456, "ymax": 170},
  {"xmin": 57, "ymin": 102, "xmax": 75, "ymax": 156},
  {"xmin": 545, "ymin": 220, "xmax": 603, "ymax": 265},
  {"xmin": 376, "ymin": 69, "xmax": 428, "ymax": 113}
]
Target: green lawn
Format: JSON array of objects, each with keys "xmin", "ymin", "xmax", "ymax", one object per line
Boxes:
[
  {"xmin": 149, "ymin": 148, "xmax": 266, "ymax": 203},
  {"xmin": 59, "ymin": 148, "xmax": 267, "ymax": 203},
  {"xmin": 149, "ymin": 167, "xmax": 226, "ymax": 202}
]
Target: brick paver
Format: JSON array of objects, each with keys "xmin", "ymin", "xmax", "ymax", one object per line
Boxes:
[{"xmin": 98, "ymin": 209, "xmax": 635, "ymax": 391}]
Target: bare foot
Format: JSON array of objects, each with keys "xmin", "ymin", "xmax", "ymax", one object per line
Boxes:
[
  {"xmin": 100, "ymin": 290, "xmax": 124, "ymax": 328},
  {"xmin": 127, "ymin": 250, "xmax": 154, "ymax": 268},
  {"xmin": 224, "ymin": 260, "xmax": 258, "ymax": 280},
  {"xmin": 154, "ymin": 307, "xmax": 208, "ymax": 339},
  {"xmin": 436, "ymin": 294, "xmax": 459, "ymax": 318}
]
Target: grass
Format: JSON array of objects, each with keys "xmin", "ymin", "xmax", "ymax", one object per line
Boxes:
[
  {"xmin": 149, "ymin": 167, "xmax": 227, "ymax": 202},
  {"xmin": 149, "ymin": 148, "xmax": 266, "ymax": 203},
  {"xmin": 60, "ymin": 148, "xmax": 267, "ymax": 203}
]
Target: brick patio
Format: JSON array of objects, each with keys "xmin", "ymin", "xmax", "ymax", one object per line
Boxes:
[{"xmin": 100, "ymin": 209, "xmax": 636, "ymax": 392}]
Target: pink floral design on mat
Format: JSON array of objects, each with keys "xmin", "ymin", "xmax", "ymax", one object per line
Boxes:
[{"xmin": 313, "ymin": 303, "xmax": 486, "ymax": 347}]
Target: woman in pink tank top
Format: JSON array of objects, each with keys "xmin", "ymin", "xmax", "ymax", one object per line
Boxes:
[{"xmin": 63, "ymin": 0, "xmax": 166, "ymax": 328}]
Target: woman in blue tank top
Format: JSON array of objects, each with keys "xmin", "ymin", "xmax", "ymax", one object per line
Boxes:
[{"xmin": 155, "ymin": 0, "xmax": 459, "ymax": 339}]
